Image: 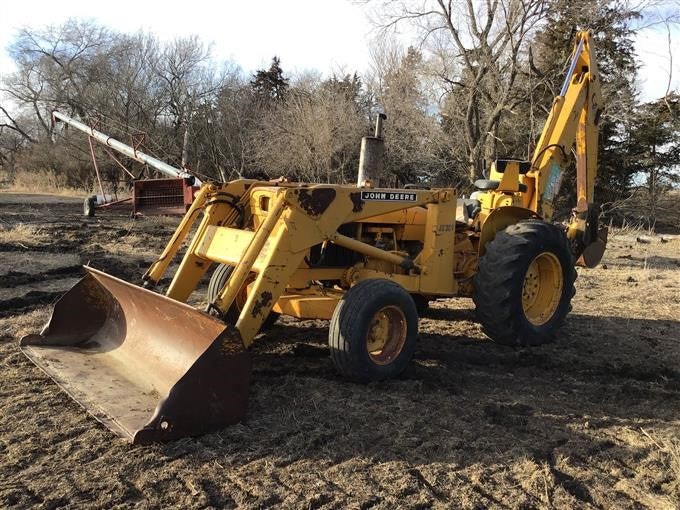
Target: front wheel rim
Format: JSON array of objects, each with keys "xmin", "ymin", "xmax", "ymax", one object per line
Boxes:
[
  {"xmin": 522, "ymin": 252, "xmax": 563, "ymax": 326},
  {"xmin": 366, "ymin": 305, "xmax": 407, "ymax": 365}
]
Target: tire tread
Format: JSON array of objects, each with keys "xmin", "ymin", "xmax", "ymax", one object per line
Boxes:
[
  {"xmin": 329, "ymin": 279, "xmax": 418, "ymax": 382},
  {"xmin": 473, "ymin": 220, "xmax": 576, "ymax": 346}
]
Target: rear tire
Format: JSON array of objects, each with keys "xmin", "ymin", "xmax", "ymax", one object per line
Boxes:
[
  {"xmin": 207, "ymin": 264, "xmax": 280, "ymax": 329},
  {"xmin": 329, "ymin": 279, "xmax": 418, "ymax": 382},
  {"xmin": 473, "ymin": 220, "xmax": 576, "ymax": 346}
]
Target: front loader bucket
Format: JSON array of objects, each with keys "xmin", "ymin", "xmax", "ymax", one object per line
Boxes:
[{"xmin": 20, "ymin": 267, "xmax": 251, "ymax": 444}]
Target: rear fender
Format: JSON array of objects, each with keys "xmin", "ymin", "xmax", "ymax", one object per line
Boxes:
[{"xmin": 478, "ymin": 206, "xmax": 541, "ymax": 257}]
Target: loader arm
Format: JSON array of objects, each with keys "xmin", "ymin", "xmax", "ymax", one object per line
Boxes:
[
  {"xmin": 193, "ymin": 185, "xmax": 457, "ymax": 346},
  {"xmin": 524, "ymin": 31, "xmax": 605, "ymax": 263}
]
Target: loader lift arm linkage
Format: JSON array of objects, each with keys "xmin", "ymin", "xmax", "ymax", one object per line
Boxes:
[
  {"xmin": 20, "ymin": 32, "xmax": 608, "ymax": 444},
  {"xmin": 145, "ymin": 182, "xmax": 459, "ymax": 347}
]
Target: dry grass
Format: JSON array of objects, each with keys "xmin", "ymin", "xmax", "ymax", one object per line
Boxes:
[
  {"xmin": 574, "ymin": 232, "xmax": 680, "ymax": 322},
  {"xmin": 0, "ymin": 308, "xmax": 51, "ymax": 339},
  {"xmin": 0, "ymin": 169, "xmax": 87, "ymax": 197},
  {"xmin": 667, "ymin": 439, "xmax": 680, "ymax": 498},
  {"xmin": 143, "ymin": 214, "xmax": 187, "ymax": 227},
  {"xmin": 91, "ymin": 232, "xmax": 151, "ymax": 255},
  {"xmin": 86, "ymin": 226, "xmax": 181, "ymax": 258},
  {"xmin": 0, "ymin": 223, "xmax": 49, "ymax": 244}
]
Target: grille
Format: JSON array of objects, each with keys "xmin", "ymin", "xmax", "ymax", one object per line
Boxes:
[{"xmin": 133, "ymin": 178, "xmax": 192, "ymax": 215}]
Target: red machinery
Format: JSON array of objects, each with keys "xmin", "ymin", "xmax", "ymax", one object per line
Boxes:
[
  {"xmin": 132, "ymin": 178, "xmax": 197, "ymax": 215},
  {"xmin": 53, "ymin": 111, "xmax": 201, "ymax": 216}
]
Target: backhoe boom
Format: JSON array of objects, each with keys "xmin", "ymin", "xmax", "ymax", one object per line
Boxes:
[{"xmin": 526, "ymin": 31, "xmax": 603, "ymax": 221}]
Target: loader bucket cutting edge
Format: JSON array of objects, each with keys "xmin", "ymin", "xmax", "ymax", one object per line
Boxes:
[{"xmin": 19, "ymin": 267, "xmax": 251, "ymax": 444}]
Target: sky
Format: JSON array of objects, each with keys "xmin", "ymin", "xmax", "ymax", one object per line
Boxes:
[{"xmin": 0, "ymin": 0, "xmax": 677, "ymax": 102}]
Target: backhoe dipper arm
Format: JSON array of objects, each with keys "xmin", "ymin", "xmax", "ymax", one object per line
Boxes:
[{"xmin": 525, "ymin": 31, "xmax": 603, "ymax": 223}]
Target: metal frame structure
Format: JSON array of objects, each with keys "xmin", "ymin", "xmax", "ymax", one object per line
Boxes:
[{"xmin": 53, "ymin": 111, "xmax": 200, "ymax": 215}]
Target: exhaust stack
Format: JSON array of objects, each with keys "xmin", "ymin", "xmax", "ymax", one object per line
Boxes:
[{"xmin": 357, "ymin": 113, "xmax": 386, "ymax": 187}]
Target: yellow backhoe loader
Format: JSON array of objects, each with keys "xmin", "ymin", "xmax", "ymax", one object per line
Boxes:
[{"xmin": 21, "ymin": 32, "xmax": 607, "ymax": 443}]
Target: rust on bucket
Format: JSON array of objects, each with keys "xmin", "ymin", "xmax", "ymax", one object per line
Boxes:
[{"xmin": 20, "ymin": 267, "xmax": 251, "ymax": 444}]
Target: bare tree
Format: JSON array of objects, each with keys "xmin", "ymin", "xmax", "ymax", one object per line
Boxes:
[
  {"xmin": 252, "ymin": 76, "xmax": 367, "ymax": 183},
  {"xmin": 189, "ymin": 66, "xmax": 253, "ymax": 181},
  {"xmin": 2, "ymin": 19, "xmax": 117, "ymax": 138},
  {"xmin": 371, "ymin": 0, "xmax": 548, "ymax": 183},
  {"xmin": 367, "ymin": 39, "xmax": 460, "ymax": 186},
  {"xmin": 152, "ymin": 36, "xmax": 223, "ymax": 169},
  {"xmin": 0, "ymin": 104, "xmax": 35, "ymax": 143}
]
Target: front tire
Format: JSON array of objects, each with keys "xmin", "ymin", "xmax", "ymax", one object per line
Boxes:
[
  {"xmin": 473, "ymin": 220, "xmax": 576, "ymax": 346},
  {"xmin": 411, "ymin": 294, "xmax": 430, "ymax": 315},
  {"xmin": 329, "ymin": 279, "xmax": 419, "ymax": 382},
  {"xmin": 207, "ymin": 264, "xmax": 280, "ymax": 329}
]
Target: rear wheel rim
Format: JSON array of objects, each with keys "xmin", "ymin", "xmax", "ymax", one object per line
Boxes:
[
  {"xmin": 522, "ymin": 252, "xmax": 563, "ymax": 326},
  {"xmin": 366, "ymin": 305, "xmax": 407, "ymax": 365}
]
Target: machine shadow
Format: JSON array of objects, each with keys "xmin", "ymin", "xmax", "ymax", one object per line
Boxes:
[{"xmin": 160, "ymin": 313, "xmax": 679, "ymax": 476}]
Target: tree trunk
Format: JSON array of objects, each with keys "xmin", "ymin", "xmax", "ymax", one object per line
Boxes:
[{"xmin": 181, "ymin": 125, "xmax": 190, "ymax": 169}]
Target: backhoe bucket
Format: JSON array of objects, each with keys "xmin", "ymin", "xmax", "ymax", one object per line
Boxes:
[
  {"xmin": 577, "ymin": 227, "xmax": 608, "ymax": 268},
  {"xmin": 20, "ymin": 267, "xmax": 251, "ymax": 444}
]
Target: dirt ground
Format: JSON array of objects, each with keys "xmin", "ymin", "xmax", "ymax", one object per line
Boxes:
[{"xmin": 1, "ymin": 192, "xmax": 679, "ymax": 509}]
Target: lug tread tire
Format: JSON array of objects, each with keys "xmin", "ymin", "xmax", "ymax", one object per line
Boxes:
[
  {"xmin": 329, "ymin": 279, "xmax": 418, "ymax": 382},
  {"xmin": 207, "ymin": 264, "xmax": 232, "ymax": 304},
  {"xmin": 472, "ymin": 220, "xmax": 576, "ymax": 347}
]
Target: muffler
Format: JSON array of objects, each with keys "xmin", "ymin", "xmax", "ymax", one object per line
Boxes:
[{"xmin": 20, "ymin": 267, "xmax": 251, "ymax": 444}]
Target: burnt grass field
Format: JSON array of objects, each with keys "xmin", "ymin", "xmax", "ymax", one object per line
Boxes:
[{"xmin": 1, "ymin": 192, "xmax": 679, "ymax": 509}]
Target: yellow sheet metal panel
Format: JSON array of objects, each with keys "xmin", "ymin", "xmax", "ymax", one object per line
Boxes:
[
  {"xmin": 274, "ymin": 293, "xmax": 341, "ymax": 320},
  {"xmin": 419, "ymin": 197, "xmax": 457, "ymax": 295},
  {"xmin": 195, "ymin": 226, "xmax": 255, "ymax": 267},
  {"xmin": 350, "ymin": 269, "xmax": 421, "ymax": 293},
  {"xmin": 357, "ymin": 207, "xmax": 428, "ymax": 241}
]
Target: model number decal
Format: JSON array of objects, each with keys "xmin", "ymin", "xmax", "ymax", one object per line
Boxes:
[{"xmin": 360, "ymin": 191, "xmax": 417, "ymax": 202}]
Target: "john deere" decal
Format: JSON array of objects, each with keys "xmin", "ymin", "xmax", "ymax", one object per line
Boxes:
[{"xmin": 360, "ymin": 191, "xmax": 417, "ymax": 202}]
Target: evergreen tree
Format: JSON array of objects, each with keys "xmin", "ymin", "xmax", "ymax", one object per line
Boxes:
[
  {"xmin": 628, "ymin": 93, "xmax": 680, "ymax": 224},
  {"xmin": 251, "ymin": 56, "xmax": 289, "ymax": 103},
  {"xmin": 530, "ymin": 0, "xmax": 641, "ymax": 213},
  {"xmin": 322, "ymin": 73, "xmax": 363, "ymax": 104}
]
